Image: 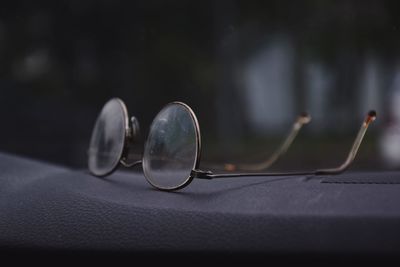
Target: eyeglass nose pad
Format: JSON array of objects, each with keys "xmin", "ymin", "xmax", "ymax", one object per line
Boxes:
[{"xmin": 130, "ymin": 116, "xmax": 140, "ymax": 141}]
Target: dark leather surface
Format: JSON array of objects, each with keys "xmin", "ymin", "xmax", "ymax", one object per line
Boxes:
[{"xmin": 1, "ymin": 152, "xmax": 400, "ymax": 254}]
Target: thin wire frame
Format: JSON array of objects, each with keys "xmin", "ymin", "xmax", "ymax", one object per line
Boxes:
[{"xmin": 89, "ymin": 99, "xmax": 376, "ymax": 191}]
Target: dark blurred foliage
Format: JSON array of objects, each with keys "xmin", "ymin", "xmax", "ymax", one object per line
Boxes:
[{"xmin": 0, "ymin": 0, "xmax": 399, "ymax": 169}]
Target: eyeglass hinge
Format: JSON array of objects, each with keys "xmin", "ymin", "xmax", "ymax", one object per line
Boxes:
[{"xmin": 191, "ymin": 169, "xmax": 213, "ymax": 179}]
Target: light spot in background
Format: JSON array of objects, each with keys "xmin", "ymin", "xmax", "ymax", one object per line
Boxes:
[
  {"xmin": 242, "ymin": 36, "xmax": 294, "ymax": 133},
  {"xmin": 380, "ymin": 125, "xmax": 400, "ymax": 168},
  {"xmin": 380, "ymin": 71, "xmax": 400, "ymax": 168},
  {"xmin": 389, "ymin": 72, "xmax": 400, "ymax": 122},
  {"xmin": 305, "ymin": 62, "xmax": 332, "ymax": 133},
  {"xmin": 359, "ymin": 55, "xmax": 382, "ymax": 119},
  {"xmin": 13, "ymin": 49, "xmax": 51, "ymax": 81}
]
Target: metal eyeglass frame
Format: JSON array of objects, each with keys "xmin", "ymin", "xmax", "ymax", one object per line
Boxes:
[
  {"xmin": 99, "ymin": 101, "xmax": 310, "ymax": 172},
  {"xmin": 102, "ymin": 100, "xmax": 376, "ymax": 191},
  {"xmin": 100, "ymin": 99, "xmax": 311, "ymax": 172}
]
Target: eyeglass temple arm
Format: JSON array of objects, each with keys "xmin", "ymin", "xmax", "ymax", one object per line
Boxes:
[
  {"xmin": 223, "ymin": 112, "xmax": 311, "ymax": 172},
  {"xmin": 193, "ymin": 110, "xmax": 376, "ymax": 179},
  {"xmin": 314, "ymin": 110, "xmax": 376, "ymax": 175}
]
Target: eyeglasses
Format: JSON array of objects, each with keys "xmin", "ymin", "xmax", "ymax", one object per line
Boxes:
[{"xmin": 88, "ymin": 98, "xmax": 376, "ymax": 191}]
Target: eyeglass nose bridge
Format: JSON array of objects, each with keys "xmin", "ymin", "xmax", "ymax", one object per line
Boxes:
[
  {"xmin": 120, "ymin": 116, "xmax": 143, "ymax": 168},
  {"xmin": 127, "ymin": 116, "xmax": 140, "ymax": 141}
]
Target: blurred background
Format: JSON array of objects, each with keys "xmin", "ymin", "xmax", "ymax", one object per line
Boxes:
[{"xmin": 1, "ymin": 0, "xmax": 400, "ymax": 171}]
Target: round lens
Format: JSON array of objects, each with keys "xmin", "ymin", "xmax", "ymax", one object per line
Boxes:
[
  {"xmin": 143, "ymin": 102, "xmax": 200, "ymax": 190},
  {"xmin": 88, "ymin": 98, "xmax": 128, "ymax": 176}
]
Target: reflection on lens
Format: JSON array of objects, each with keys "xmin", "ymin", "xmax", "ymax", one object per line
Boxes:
[
  {"xmin": 88, "ymin": 98, "xmax": 127, "ymax": 176},
  {"xmin": 143, "ymin": 102, "xmax": 199, "ymax": 190}
]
